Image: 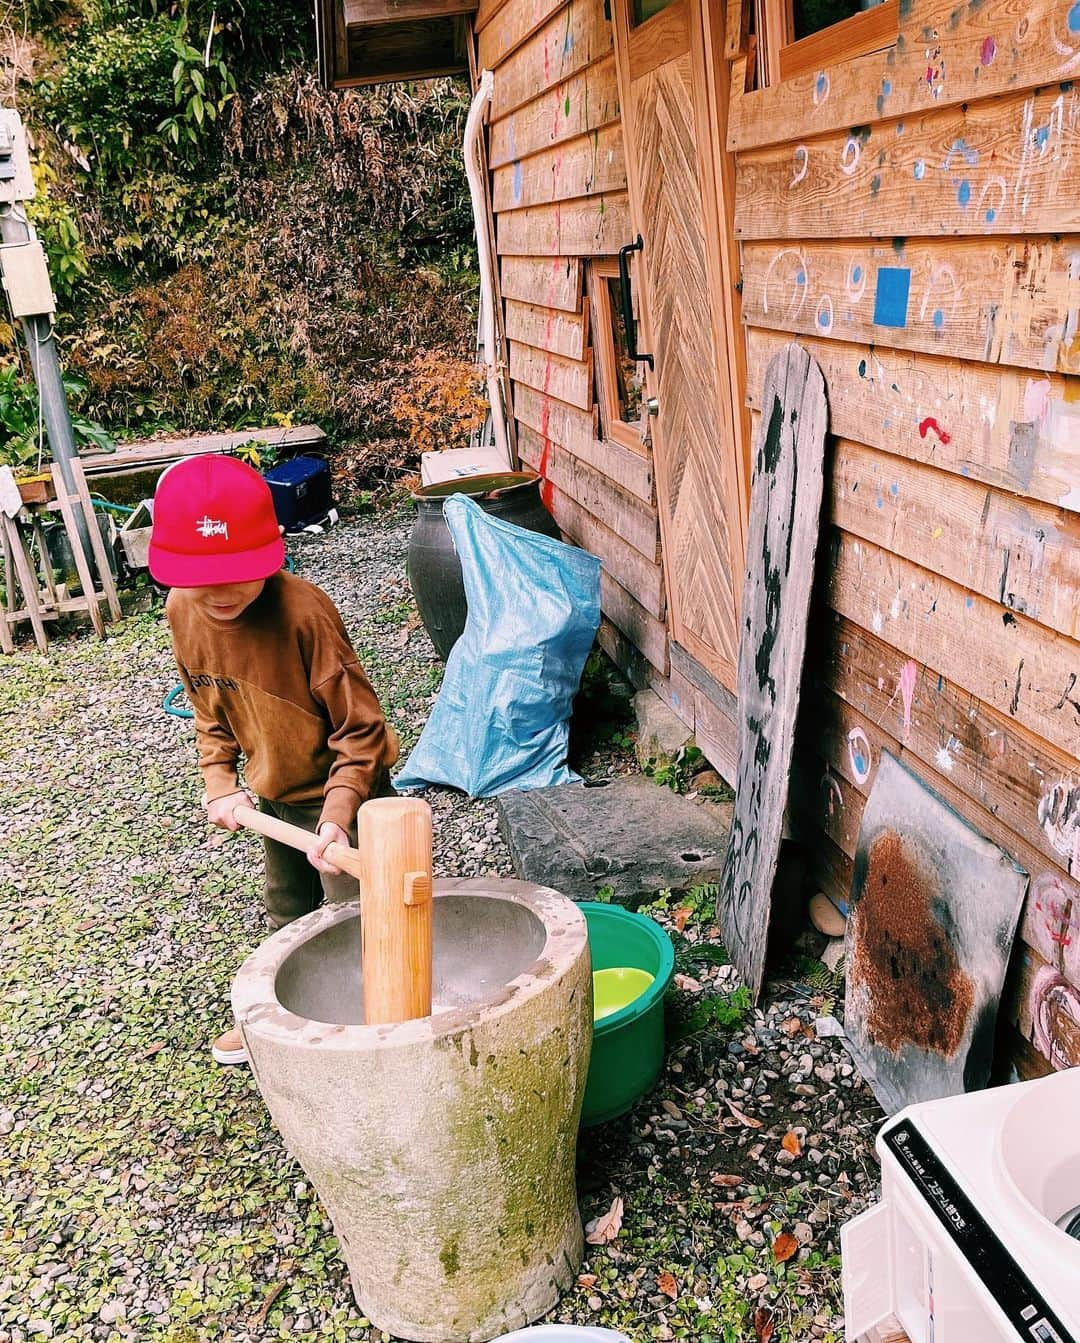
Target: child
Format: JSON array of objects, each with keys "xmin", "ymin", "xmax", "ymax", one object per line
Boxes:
[{"xmin": 149, "ymin": 455, "xmax": 397, "ymax": 1065}]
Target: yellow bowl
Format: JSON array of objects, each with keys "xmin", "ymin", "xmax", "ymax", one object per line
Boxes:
[{"xmin": 592, "ymin": 967, "xmax": 656, "ymax": 1022}]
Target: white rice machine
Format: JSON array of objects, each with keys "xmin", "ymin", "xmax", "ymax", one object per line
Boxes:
[{"xmin": 842, "ymin": 1067, "xmax": 1080, "ymax": 1342}]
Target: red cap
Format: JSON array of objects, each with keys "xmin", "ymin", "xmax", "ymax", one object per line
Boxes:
[{"xmin": 148, "ymin": 455, "xmax": 284, "ymax": 587}]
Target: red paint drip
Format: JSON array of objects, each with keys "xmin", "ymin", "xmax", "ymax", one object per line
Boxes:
[{"xmin": 918, "ymin": 416, "xmax": 951, "ymax": 444}]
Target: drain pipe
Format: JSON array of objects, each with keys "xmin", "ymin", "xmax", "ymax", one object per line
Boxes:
[{"xmin": 463, "ymin": 70, "xmax": 512, "ymax": 470}]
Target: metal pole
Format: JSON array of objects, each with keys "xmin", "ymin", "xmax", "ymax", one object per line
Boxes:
[{"xmin": 0, "ymin": 202, "xmax": 97, "ymax": 570}]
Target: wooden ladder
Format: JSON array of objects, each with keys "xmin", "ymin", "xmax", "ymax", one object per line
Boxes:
[{"xmin": 1, "ymin": 459, "xmax": 122, "ymax": 654}]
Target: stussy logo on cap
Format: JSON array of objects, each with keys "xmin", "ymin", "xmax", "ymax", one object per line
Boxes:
[{"xmin": 196, "ymin": 516, "xmax": 228, "ymax": 539}]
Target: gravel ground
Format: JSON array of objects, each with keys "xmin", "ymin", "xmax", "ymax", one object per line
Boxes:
[{"xmin": 0, "ymin": 507, "xmax": 882, "ymax": 1343}]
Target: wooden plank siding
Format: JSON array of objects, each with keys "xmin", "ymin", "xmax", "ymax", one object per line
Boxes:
[
  {"xmin": 731, "ymin": 0, "xmax": 1080, "ymax": 1075},
  {"xmin": 481, "ymin": 0, "xmax": 1079, "ymax": 1077},
  {"xmin": 487, "ymin": 0, "xmax": 669, "ymax": 689}
]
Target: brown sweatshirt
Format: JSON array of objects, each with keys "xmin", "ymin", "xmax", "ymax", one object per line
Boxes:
[{"xmin": 166, "ymin": 572, "xmax": 396, "ymax": 830}]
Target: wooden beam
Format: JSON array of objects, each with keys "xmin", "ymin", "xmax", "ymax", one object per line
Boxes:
[
  {"xmin": 734, "ymin": 83, "xmax": 1080, "ymax": 239},
  {"xmin": 496, "ymin": 194, "xmax": 633, "ymax": 256},
  {"xmin": 740, "ymin": 238, "xmax": 1080, "ymax": 376},
  {"xmin": 744, "ymin": 328, "xmax": 1080, "ymax": 516},
  {"xmin": 343, "ymin": 0, "xmax": 475, "ymax": 25},
  {"xmin": 512, "ymin": 381, "xmax": 654, "ymax": 502},
  {"xmin": 601, "ymin": 569, "xmax": 669, "ymax": 671},
  {"xmin": 538, "ymin": 477, "xmax": 665, "ymax": 616},
  {"xmin": 518, "ymin": 424, "xmax": 658, "ymax": 558},
  {"xmin": 478, "ymin": 0, "xmax": 567, "ymax": 70},
  {"xmin": 488, "ymin": 0, "xmax": 613, "ymax": 122},
  {"xmin": 499, "ymin": 256, "xmax": 582, "ymax": 312},
  {"xmin": 508, "ymin": 340, "xmax": 593, "ymax": 410},
  {"xmin": 824, "ymin": 528, "xmax": 1080, "ymax": 757},
  {"xmin": 488, "ymin": 55, "xmax": 621, "ymax": 169},
  {"xmin": 828, "ymin": 438, "xmax": 1080, "ymax": 642},
  {"xmin": 728, "ymin": 0, "xmax": 1080, "ymax": 152},
  {"xmin": 813, "ymin": 611, "xmax": 1080, "ymax": 882},
  {"xmin": 491, "ymin": 123, "xmax": 626, "ymax": 212},
  {"xmin": 504, "ymin": 297, "xmax": 589, "ymax": 361}
]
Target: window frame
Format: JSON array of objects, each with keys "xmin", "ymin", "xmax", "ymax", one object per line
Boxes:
[
  {"xmin": 756, "ymin": 0, "xmax": 899, "ymax": 87},
  {"xmin": 587, "ymin": 258, "xmax": 648, "ymax": 456}
]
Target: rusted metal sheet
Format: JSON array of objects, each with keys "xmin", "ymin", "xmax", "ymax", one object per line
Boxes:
[{"xmin": 844, "ymin": 751, "xmax": 1029, "ymax": 1113}]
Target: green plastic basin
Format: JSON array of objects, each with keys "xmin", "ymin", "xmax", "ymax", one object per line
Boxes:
[{"xmin": 580, "ymin": 903, "xmax": 675, "ymax": 1127}]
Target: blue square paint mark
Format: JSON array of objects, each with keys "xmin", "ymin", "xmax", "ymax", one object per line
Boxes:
[{"xmin": 873, "ymin": 267, "xmax": 911, "ymax": 328}]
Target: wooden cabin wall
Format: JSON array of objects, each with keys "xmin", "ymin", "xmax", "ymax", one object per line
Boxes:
[
  {"xmin": 726, "ymin": 0, "xmax": 1080, "ymax": 1078},
  {"xmin": 475, "ymin": 0, "xmax": 675, "ymax": 696}
]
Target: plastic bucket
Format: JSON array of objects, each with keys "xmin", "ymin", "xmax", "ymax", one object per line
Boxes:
[{"xmin": 580, "ymin": 903, "xmax": 674, "ymax": 1127}]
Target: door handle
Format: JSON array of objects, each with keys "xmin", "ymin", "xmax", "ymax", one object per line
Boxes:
[{"xmin": 618, "ymin": 236, "xmax": 654, "ymax": 369}]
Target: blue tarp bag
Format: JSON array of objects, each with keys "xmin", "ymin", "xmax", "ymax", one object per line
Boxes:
[{"xmin": 396, "ymin": 494, "xmax": 601, "ymax": 797}]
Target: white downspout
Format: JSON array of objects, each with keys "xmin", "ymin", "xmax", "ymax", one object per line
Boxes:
[{"xmin": 463, "ymin": 69, "xmax": 512, "ymax": 470}]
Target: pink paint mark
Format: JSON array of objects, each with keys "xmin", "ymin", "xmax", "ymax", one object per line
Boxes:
[
  {"xmin": 1023, "ymin": 376, "xmax": 1051, "ymax": 422},
  {"xmin": 918, "ymin": 416, "xmax": 951, "ymax": 444},
  {"xmin": 980, "ymin": 35, "xmax": 997, "ymax": 65},
  {"xmin": 899, "ymin": 659, "xmax": 917, "ymax": 741},
  {"xmin": 552, "ymin": 82, "xmax": 562, "ymax": 138}
]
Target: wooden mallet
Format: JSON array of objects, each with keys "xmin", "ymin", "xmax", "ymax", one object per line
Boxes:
[{"xmin": 233, "ymin": 797, "xmax": 433, "ymax": 1025}]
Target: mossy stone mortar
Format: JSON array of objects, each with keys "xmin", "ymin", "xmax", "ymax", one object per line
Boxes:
[{"xmin": 232, "ymin": 879, "xmax": 592, "ymax": 1342}]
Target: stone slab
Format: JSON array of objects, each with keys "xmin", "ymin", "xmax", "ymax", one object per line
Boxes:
[{"xmin": 497, "ymin": 775, "xmax": 730, "ymax": 905}]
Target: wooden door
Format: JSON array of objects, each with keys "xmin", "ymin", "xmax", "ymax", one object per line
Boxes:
[{"xmin": 610, "ymin": 0, "xmax": 747, "ymax": 693}]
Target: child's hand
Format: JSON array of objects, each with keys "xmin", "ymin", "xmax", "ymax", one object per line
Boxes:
[
  {"xmin": 310, "ymin": 822, "xmax": 349, "ymax": 875},
  {"xmin": 206, "ymin": 790, "xmax": 254, "ymax": 830}
]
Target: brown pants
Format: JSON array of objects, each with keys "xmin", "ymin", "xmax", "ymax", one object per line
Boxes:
[{"xmin": 258, "ymin": 797, "xmax": 361, "ymax": 929}]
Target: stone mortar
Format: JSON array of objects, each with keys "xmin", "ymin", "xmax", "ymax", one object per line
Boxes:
[{"xmin": 232, "ymin": 878, "xmax": 592, "ymax": 1343}]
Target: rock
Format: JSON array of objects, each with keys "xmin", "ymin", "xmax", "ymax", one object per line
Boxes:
[
  {"xmin": 632, "ymin": 689, "xmax": 692, "ymax": 770},
  {"xmin": 808, "ymin": 893, "xmax": 846, "ymax": 938},
  {"xmin": 98, "ymin": 1300, "xmax": 125, "ymax": 1325},
  {"xmin": 497, "ymin": 775, "xmax": 728, "ymax": 903}
]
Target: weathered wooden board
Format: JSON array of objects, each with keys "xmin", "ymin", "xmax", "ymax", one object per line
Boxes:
[
  {"xmin": 745, "ymin": 329, "xmax": 1080, "ymax": 515},
  {"xmin": 343, "ymin": 0, "xmax": 474, "ymax": 21},
  {"xmin": 825, "ymin": 530, "xmax": 1080, "ymax": 757},
  {"xmin": 829, "ymin": 439, "xmax": 1080, "ymax": 641},
  {"xmin": 508, "ymin": 340, "xmax": 592, "ymax": 409},
  {"xmin": 728, "ymin": 0, "xmax": 1080, "ymax": 152},
  {"xmin": 600, "ymin": 570, "xmax": 669, "ymax": 671},
  {"xmin": 497, "ymin": 194, "xmax": 633, "ymax": 255},
  {"xmin": 489, "ymin": 55, "xmax": 621, "ymax": 168},
  {"xmin": 504, "ymin": 298, "xmax": 589, "ymax": 361},
  {"xmin": 478, "ymin": 0, "xmax": 567, "ymax": 68},
  {"xmin": 489, "ymin": 0, "xmax": 613, "ymax": 120},
  {"xmin": 844, "ymin": 752, "xmax": 1027, "ymax": 1112},
  {"xmin": 534, "ymin": 474, "xmax": 666, "ymax": 617},
  {"xmin": 740, "ymin": 238, "xmax": 1080, "ymax": 375},
  {"xmin": 813, "ymin": 612, "xmax": 1080, "ymax": 878},
  {"xmin": 734, "ymin": 83, "xmax": 1080, "ymax": 239},
  {"xmin": 476, "ymin": 0, "xmax": 510, "ymax": 30},
  {"xmin": 517, "ymin": 424, "xmax": 659, "ymax": 557},
  {"xmin": 720, "ymin": 344, "xmax": 828, "ymax": 1000},
  {"xmin": 492, "ymin": 124, "xmax": 626, "ymax": 212},
  {"xmin": 512, "ymin": 382, "xmax": 655, "ymax": 502},
  {"xmin": 598, "ymin": 613, "xmax": 655, "ymax": 691},
  {"xmin": 500, "ymin": 256, "xmax": 583, "ymax": 312}
]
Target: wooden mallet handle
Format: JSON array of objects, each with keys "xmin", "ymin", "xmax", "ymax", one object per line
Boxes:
[{"xmin": 232, "ymin": 803, "xmax": 365, "ymax": 881}]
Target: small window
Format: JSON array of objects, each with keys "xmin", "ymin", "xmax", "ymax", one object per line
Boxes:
[
  {"xmin": 633, "ymin": 0, "xmax": 676, "ymax": 24},
  {"xmin": 754, "ymin": 0, "xmax": 898, "ymax": 87},
  {"xmin": 588, "ymin": 259, "xmax": 646, "ymax": 453}
]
